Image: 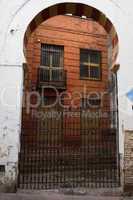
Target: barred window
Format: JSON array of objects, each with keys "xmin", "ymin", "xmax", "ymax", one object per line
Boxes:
[
  {"xmin": 80, "ymin": 49, "xmax": 101, "ymax": 80},
  {"xmin": 81, "ymin": 95, "xmax": 101, "ymax": 110},
  {"xmin": 41, "ymin": 44, "xmax": 64, "ymax": 68},
  {"xmin": 40, "ymin": 44, "xmax": 64, "ymax": 81}
]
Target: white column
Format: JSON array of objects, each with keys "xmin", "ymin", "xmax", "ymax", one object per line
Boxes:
[{"xmin": 0, "ymin": 65, "xmax": 23, "ymax": 192}]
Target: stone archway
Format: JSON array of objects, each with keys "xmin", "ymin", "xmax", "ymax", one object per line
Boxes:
[
  {"xmin": 24, "ymin": 2, "xmax": 119, "ymax": 70},
  {"xmin": 17, "ymin": 2, "xmax": 121, "ymax": 190}
]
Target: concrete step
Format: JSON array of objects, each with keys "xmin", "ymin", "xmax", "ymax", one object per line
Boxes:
[{"xmin": 0, "ymin": 189, "xmax": 125, "ymax": 200}]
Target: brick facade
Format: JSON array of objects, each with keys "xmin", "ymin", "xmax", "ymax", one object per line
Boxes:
[
  {"xmin": 19, "ymin": 14, "xmax": 120, "ymax": 191},
  {"xmin": 25, "ymin": 15, "xmax": 109, "ymax": 109}
]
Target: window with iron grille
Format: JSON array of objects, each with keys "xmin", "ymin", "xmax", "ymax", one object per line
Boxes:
[
  {"xmin": 40, "ymin": 44, "xmax": 64, "ymax": 81},
  {"xmin": 81, "ymin": 95, "xmax": 101, "ymax": 110},
  {"xmin": 80, "ymin": 49, "xmax": 101, "ymax": 80}
]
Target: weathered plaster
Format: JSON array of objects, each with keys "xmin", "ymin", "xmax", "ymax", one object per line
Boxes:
[
  {"xmin": 124, "ymin": 131, "xmax": 133, "ymax": 193},
  {"xmin": 0, "ymin": 67, "xmax": 23, "ymax": 191}
]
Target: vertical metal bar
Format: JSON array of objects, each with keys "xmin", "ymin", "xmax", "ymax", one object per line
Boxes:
[
  {"xmin": 19, "ymin": 108, "xmax": 119, "ymax": 189},
  {"xmin": 115, "ymin": 73, "xmax": 120, "ymax": 186}
]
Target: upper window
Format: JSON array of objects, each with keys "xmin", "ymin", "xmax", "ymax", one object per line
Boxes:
[
  {"xmin": 40, "ymin": 44, "xmax": 64, "ymax": 81},
  {"xmin": 41, "ymin": 44, "xmax": 64, "ymax": 68},
  {"xmin": 80, "ymin": 49, "xmax": 101, "ymax": 80}
]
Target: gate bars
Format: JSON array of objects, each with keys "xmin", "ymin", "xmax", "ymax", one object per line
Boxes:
[{"xmin": 18, "ymin": 110, "xmax": 120, "ymax": 189}]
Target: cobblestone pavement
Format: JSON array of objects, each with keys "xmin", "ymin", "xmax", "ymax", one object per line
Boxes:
[{"xmin": 0, "ymin": 192, "xmax": 132, "ymax": 200}]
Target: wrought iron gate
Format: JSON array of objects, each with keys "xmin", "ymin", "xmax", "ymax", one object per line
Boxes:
[{"xmin": 18, "ymin": 110, "xmax": 120, "ymax": 189}]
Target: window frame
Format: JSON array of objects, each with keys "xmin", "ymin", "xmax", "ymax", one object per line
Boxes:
[
  {"xmin": 40, "ymin": 43, "xmax": 64, "ymax": 81},
  {"xmin": 81, "ymin": 96, "xmax": 101, "ymax": 110},
  {"xmin": 80, "ymin": 48, "xmax": 102, "ymax": 81},
  {"xmin": 41, "ymin": 43, "xmax": 64, "ymax": 69}
]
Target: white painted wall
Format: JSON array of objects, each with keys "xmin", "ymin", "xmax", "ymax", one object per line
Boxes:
[
  {"xmin": 0, "ymin": 0, "xmax": 133, "ymax": 190},
  {"xmin": 0, "ymin": 66, "xmax": 23, "ymax": 191}
]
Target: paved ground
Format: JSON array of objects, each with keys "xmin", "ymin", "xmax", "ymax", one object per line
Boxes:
[
  {"xmin": 0, "ymin": 192, "xmax": 132, "ymax": 200},
  {"xmin": 0, "ymin": 193, "xmax": 123, "ymax": 200}
]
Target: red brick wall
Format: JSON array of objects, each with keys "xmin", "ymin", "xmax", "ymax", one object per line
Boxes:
[{"xmin": 26, "ymin": 15, "xmax": 109, "ymax": 109}]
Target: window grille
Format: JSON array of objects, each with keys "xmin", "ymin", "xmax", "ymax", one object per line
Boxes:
[
  {"xmin": 40, "ymin": 44, "xmax": 64, "ymax": 82},
  {"xmin": 80, "ymin": 49, "xmax": 101, "ymax": 80}
]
